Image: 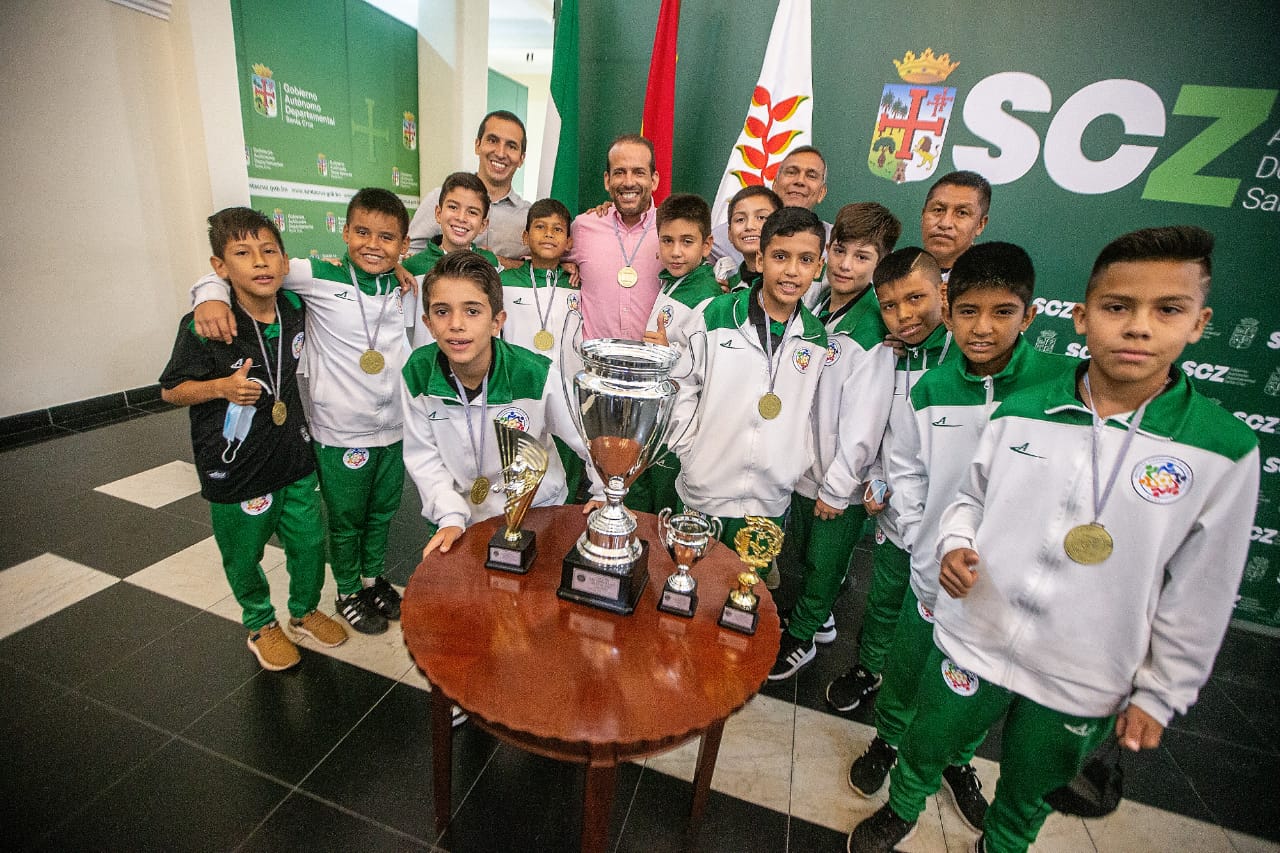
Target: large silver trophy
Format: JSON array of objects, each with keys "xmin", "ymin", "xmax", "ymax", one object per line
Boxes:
[{"xmin": 558, "ymin": 337, "xmax": 682, "ymax": 614}]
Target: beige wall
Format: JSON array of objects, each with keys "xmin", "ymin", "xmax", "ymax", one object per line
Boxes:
[
  {"xmin": 0, "ymin": 0, "xmax": 218, "ymax": 417},
  {"xmin": 418, "ymin": 0, "xmax": 489, "ymax": 193}
]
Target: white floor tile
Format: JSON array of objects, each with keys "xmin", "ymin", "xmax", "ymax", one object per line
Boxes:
[
  {"xmin": 1086, "ymin": 799, "xmax": 1236, "ymax": 852},
  {"xmin": 0, "ymin": 553, "xmax": 118, "ymax": 639},
  {"xmin": 125, "ymin": 536, "xmax": 285, "ymax": 613},
  {"xmin": 94, "ymin": 460, "xmax": 200, "ymax": 508}
]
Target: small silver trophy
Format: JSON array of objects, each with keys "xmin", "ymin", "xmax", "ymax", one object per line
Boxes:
[
  {"xmin": 718, "ymin": 517, "xmax": 784, "ymax": 635},
  {"xmin": 656, "ymin": 508, "xmax": 722, "ymax": 618},
  {"xmin": 484, "ymin": 418, "xmax": 549, "ymax": 573}
]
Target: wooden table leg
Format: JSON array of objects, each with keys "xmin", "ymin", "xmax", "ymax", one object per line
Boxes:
[
  {"xmin": 581, "ymin": 763, "xmax": 617, "ymax": 853},
  {"xmin": 687, "ymin": 720, "xmax": 726, "ymax": 845},
  {"xmin": 430, "ymin": 686, "xmax": 454, "ymax": 836}
]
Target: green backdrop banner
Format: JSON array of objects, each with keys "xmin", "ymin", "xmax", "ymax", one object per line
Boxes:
[
  {"xmin": 231, "ymin": 0, "xmax": 419, "ymax": 261},
  {"xmin": 572, "ymin": 0, "xmax": 1280, "ymax": 631}
]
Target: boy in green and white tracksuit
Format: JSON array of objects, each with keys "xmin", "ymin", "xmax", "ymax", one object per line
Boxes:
[
  {"xmin": 193, "ymin": 189, "xmax": 415, "ymax": 636},
  {"xmin": 850, "ymin": 226, "xmax": 1259, "ymax": 853},
  {"xmin": 669, "ymin": 207, "xmax": 830, "ymax": 558}
]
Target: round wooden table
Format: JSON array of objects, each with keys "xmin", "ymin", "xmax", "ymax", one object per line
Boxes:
[{"xmin": 401, "ymin": 505, "xmax": 780, "ymax": 853}]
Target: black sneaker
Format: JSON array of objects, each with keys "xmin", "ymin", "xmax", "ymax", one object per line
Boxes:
[
  {"xmin": 846, "ymin": 803, "xmax": 916, "ymax": 853},
  {"xmin": 813, "ymin": 613, "xmax": 838, "ymax": 644},
  {"xmin": 827, "ymin": 664, "xmax": 883, "ymax": 712},
  {"xmin": 768, "ymin": 633, "xmax": 816, "ymax": 681},
  {"xmin": 363, "ymin": 575, "xmax": 402, "ymax": 620},
  {"xmin": 848, "ymin": 736, "xmax": 897, "ymax": 797},
  {"xmin": 451, "ymin": 704, "xmax": 469, "ymax": 728},
  {"xmin": 943, "ymin": 763, "xmax": 989, "ymax": 833},
  {"xmin": 336, "ymin": 590, "xmax": 389, "ymax": 635}
]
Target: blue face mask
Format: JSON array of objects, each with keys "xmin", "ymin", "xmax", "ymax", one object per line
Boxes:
[{"xmin": 221, "ymin": 401, "xmax": 256, "ymax": 463}]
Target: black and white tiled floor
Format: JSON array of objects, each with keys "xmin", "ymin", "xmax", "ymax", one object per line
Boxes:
[{"xmin": 1, "ymin": 407, "xmax": 1277, "ymax": 851}]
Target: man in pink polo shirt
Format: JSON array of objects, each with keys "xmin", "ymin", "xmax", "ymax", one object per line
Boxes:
[{"xmin": 571, "ymin": 134, "xmax": 664, "ymax": 340}]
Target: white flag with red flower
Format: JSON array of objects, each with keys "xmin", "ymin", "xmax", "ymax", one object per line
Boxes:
[{"xmin": 709, "ymin": 0, "xmax": 813, "ymax": 228}]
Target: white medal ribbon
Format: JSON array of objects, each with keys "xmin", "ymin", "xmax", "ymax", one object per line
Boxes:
[
  {"xmin": 611, "ymin": 216, "xmax": 653, "ymax": 273},
  {"xmin": 451, "ymin": 373, "xmax": 489, "ymax": 488},
  {"xmin": 239, "ymin": 297, "xmax": 283, "ymax": 403},
  {"xmin": 348, "ymin": 264, "xmax": 393, "ymax": 356},
  {"xmin": 527, "ymin": 264, "xmax": 560, "ymax": 336},
  {"xmin": 1081, "ymin": 373, "xmax": 1162, "ymax": 523}
]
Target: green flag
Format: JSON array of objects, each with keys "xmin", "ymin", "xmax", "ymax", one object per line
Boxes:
[{"xmin": 539, "ymin": 0, "xmax": 579, "ymax": 213}]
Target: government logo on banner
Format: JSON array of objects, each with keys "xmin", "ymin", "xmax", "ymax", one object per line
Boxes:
[
  {"xmin": 403, "ymin": 112, "xmax": 417, "ymax": 150},
  {"xmin": 251, "ymin": 64, "xmax": 278, "ymax": 118},
  {"xmin": 868, "ymin": 49, "xmax": 959, "ymax": 184}
]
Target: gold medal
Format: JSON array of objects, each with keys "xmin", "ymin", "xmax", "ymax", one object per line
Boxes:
[
  {"xmin": 758, "ymin": 392, "xmax": 782, "ymax": 420},
  {"xmin": 470, "ymin": 476, "xmax": 492, "ymax": 505},
  {"xmin": 271, "ymin": 401, "xmax": 287, "ymax": 426},
  {"xmin": 1063, "ymin": 523, "xmax": 1114, "ymax": 564},
  {"xmin": 617, "ymin": 266, "xmax": 639, "ymax": 288},
  {"xmin": 533, "ymin": 329, "xmax": 555, "ymax": 351},
  {"xmin": 359, "ymin": 349, "xmax": 385, "ymax": 374}
]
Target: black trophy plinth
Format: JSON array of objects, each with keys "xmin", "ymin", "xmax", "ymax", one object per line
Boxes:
[
  {"xmin": 486, "ymin": 529, "xmax": 537, "ymax": 574},
  {"xmin": 717, "ymin": 596, "xmax": 759, "ymax": 635},
  {"xmin": 558, "ymin": 542, "xmax": 650, "ymax": 615},
  {"xmin": 657, "ymin": 580, "xmax": 697, "ymax": 618}
]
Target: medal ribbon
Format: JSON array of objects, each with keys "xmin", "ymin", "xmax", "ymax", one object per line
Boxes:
[
  {"xmin": 348, "ymin": 264, "xmax": 393, "ymax": 356},
  {"xmin": 1081, "ymin": 373, "xmax": 1161, "ymax": 523},
  {"xmin": 611, "ymin": 216, "xmax": 653, "ymax": 271},
  {"xmin": 752, "ymin": 292, "xmax": 796, "ymax": 399},
  {"xmin": 239, "ymin": 297, "xmax": 283, "ymax": 402},
  {"xmin": 527, "ymin": 264, "xmax": 560, "ymax": 335},
  {"xmin": 451, "ymin": 373, "xmax": 489, "ymax": 488}
]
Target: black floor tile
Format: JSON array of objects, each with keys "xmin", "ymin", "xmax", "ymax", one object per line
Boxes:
[
  {"xmin": 0, "ymin": 537, "xmax": 43, "ymax": 572},
  {"xmin": 0, "ymin": 583, "xmax": 201, "ymax": 688},
  {"xmin": 440, "ymin": 741, "xmax": 638, "ymax": 853},
  {"xmin": 1215, "ymin": 676, "xmax": 1280, "ymax": 755},
  {"xmin": 301, "ymin": 682, "xmax": 498, "ymax": 840},
  {"xmin": 1163, "ymin": 728, "xmax": 1280, "ymax": 842},
  {"xmin": 0, "ymin": 692, "xmax": 172, "ymax": 849},
  {"xmin": 41, "ymin": 737, "xmax": 292, "ymax": 852},
  {"xmin": 788, "ymin": 810, "xmax": 854, "ymax": 852},
  {"xmin": 612, "ymin": 764, "xmax": 789, "ymax": 853},
  {"xmin": 241, "ymin": 790, "xmax": 433, "ymax": 851},
  {"xmin": 53, "ymin": 491, "xmax": 214, "ymax": 578},
  {"xmin": 156, "ymin": 491, "xmax": 217, "ymax": 526},
  {"xmin": 0, "ymin": 660, "xmax": 70, "ymax": 734},
  {"xmin": 79, "ymin": 610, "xmax": 260, "ymax": 731},
  {"xmin": 1167, "ymin": 679, "xmax": 1262, "ymax": 748},
  {"xmin": 1115, "ymin": 739, "xmax": 1215, "ymax": 823},
  {"xmin": 181, "ymin": 652, "xmax": 396, "ymax": 785},
  {"xmin": 1211, "ymin": 627, "xmax": 1280, "ymax": 695}
]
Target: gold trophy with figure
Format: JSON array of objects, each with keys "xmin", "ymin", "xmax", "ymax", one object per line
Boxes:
[
  {"xmin": 718, "ymin": 517, "xmax": 784, "ymax": 635},
  {"xmin": 484, "ymin": 418, "xmax": 549, "ymax": 573}
]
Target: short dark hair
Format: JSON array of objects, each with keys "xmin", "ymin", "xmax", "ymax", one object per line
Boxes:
[
  {"xmin": 439, "ymin": 171, "xmax": 491, "ymax": 219},
  {"xmin": 476, "ymin": 109, "xmax": 527, "ymax": 153},
  {"xmin": 656, "ymin": 193, "xmax": 712, "ymax": 239},
  {"xmin": 759, "ymin": 206, "xmax": 825, "ymax": 253},
  {"xmin": 605, "ymin": 133, "xmax": 656, "ymax": 173},
  {"xmin": 830, "ymin": 202, "xmax": 902, "ymax": 258},
  {"xmin": 947, "ymin": 242, "xmax": 1035, "ymax": 308},
  {"xmin": 727, "ymin": 185, "xmax": 782, "ymax": 220},
  {"xmin": 873, "ymin": 246, "xmax": 943, "ymax": 290},
  {"xmin": 424, "ymin": 250, "xmax": 503, "ymax": 316},
  {"xmin": 347, "ymin": 187, "xmax": 409, "ymax": 238},
  {"xmin": 925, "ymin": 170, "xmax": 992, "ymax": 216},
  {"xmin": 208, "ymin": 206, "xmax": 284, "ymax": 258},
  {"xmin": 780, "ymin": 145, "xmax": 827, "ymax": 181},
  {"xmin": 1088, "ymin": 225, "xmax": 1214, "ymax": 296},
  {"xmin": 525, "ymin": 197, "xmax": 572, "ymax": 231}
]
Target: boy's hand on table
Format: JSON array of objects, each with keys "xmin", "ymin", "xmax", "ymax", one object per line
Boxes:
[
  {"xmin": 814, "ymin": 498, "xmax": 843, "ymax": 520},
  {"xmin": 940, "ymin": 548, "xmax": 980, "ymax": 598},
  {"xmin": 195, "ymin": 300, "xmax": 237, "ymax": 343},
  {"xmin": 220, "ymin": 359, "xmax": 261, "ymax": 405},
  {"xmin": 1116, "ymin": 704, "xmax": 1164, "ymax": 751},
  {"xmin": 423, "ymin": 526, "xmax": 463, "ymax": 558}
]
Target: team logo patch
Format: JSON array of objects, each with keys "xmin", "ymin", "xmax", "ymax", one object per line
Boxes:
[
  {"xmin": 917, "ymin": 600, "xmax": 935, "ymax": 623},
  {"xmin": 566, "ymin": 292, "xmax": 580, "ymax": 313},
  {"xmin": 792, "ymin": 346, "xmax": 813, "ymax": 373},
  {"xmin": 941, "ymin": 657, "xmax": 979, "ymax": 696},
  {"xmin": 241, "ymin": 494, "xmax": 273, "ymax": 516},
  {"xmin": 868, "ymin": 49, "xmax": 959, "ymax": 184},
  {"xmin": 343, "ymin": 448, "xmax": 370, "ymax": 470},
  {"xmin": 1132, "ymin": 456, "xmax": 1193, "ymax": 504},
  {"xmin": 825, "ymin": 340, "xmax": 841, "ymax": 366},
  {"xmin": 291, "ymin": 331, "xmax": 305, "ymax": 359},
  {"xmin": 874, "ymin": 526, "xmax": 886, "ymax": 545},
  {"xmin": 660, "ymin": 305, "xmax": 674, "ymax": 327},
  {"xmin": 494, "ymin": 406, "xmax": 531, "ymax": 432}
]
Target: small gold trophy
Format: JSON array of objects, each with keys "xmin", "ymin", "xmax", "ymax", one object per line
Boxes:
[
  {"xmin": 484, "ymin": 419, "xmax": 549, "ymax": 573},
  {"xmin": 718, "ymin": 517, "xmax": 784, "ymax": 635}
]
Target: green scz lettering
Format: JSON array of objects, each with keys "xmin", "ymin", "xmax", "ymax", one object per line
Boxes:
[{"xmin": 1142, "ymin": 86, "xmax": 1277, "ymax": 207}]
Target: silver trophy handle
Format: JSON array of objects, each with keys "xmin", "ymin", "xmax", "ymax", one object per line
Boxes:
[
  {"xmin": 651, "ymin": 328, "xmax": 708, "ymax": 469},
  {"xmin": 558, "ymin": 308, "xmax": 588, "ymax": 447}
]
